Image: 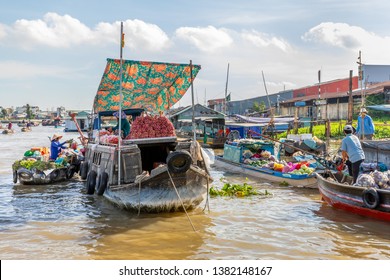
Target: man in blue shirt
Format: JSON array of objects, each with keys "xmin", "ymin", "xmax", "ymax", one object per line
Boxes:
[
  {"xmin": 341, "ymin": 125, "xmax": 365, "ymax": 183},
  {"xmin": 356, "ymin": 107, "xmax": 375, "ymax": 140}
]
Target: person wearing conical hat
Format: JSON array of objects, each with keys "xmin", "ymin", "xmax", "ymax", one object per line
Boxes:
[
  {"xmin": 356, "ymin": 107, "xmax": 375, "ymax": 140},
  {"xmin": 50, "ymin": 133, "xmax": 68, "ymax": 160}
]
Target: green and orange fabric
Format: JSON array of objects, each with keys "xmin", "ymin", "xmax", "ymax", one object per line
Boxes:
[{"xmin": 93, "ymin": 59, "xmax": 201, "ymax": 113}]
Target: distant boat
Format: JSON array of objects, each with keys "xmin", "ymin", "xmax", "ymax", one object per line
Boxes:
[{"xmin": 2, "ymin": 129, "xmax": 14, "ymax": 134}]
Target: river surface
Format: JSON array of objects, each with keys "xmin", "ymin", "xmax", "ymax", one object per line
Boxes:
[{"xmin": 0, "ymin": 126, "xmax": 389, "ymax": 260}]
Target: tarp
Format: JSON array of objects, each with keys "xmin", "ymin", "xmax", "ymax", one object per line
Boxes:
[
  {"xmin": 234, "ymin": 114, "xmax": 295, "ymax": 123},
  {"xmin": 93, "ymin": 59, "xmax": 201, "ymax": 113},
  {"xmin": 366, "ymin": 104, "xmax": 390, "ymax": 112}
]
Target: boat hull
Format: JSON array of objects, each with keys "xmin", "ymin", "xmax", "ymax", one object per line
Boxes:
[
  {"xmin": 83, "ymin": 139, "xmax": 211, "ymax": 212},
  {"xmin": 103, "ymin": 165, "xmax": 209, "ymax": 212},
  {"xmin": 316, "ymin": 172, "xmax": 390, "ymax": 222},
  {"xmin": 213, "ymin": 156, "xmax": 317, "ymax": 188},
  {"xmin": 15, "ymin": 164, "xmax": 79, "ymax": 185}
]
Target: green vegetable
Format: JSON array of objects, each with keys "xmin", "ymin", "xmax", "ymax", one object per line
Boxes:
[
  {"xmin": 12, "ymin": 159, "xmax": 56, "ymax": 171},
  {"xmin": 210, "ymin": 178, "xmax": 272, "ymax": 197}
]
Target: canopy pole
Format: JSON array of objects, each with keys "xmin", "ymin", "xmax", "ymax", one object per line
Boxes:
[
  {"xmin": 118, "ymin": 21, "xmax": 124, "ymax": 185},
  {"xmin": 190, "ymin": 60, "xmax": 196, "ymax": 142}
]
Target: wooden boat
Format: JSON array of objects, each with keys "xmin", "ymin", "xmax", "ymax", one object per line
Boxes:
[
  {"xmin": 213, "ymin": 141, "xmax": 318, "ymax": 188},
  {"xmin": 13, "ymin": 147, "xmax": 82, "ymax": 185},
  {"xmin": 14, "ymin": 165, "xmax": 79, "ymax": 185},
  {"xmin": 21, "ymin": 127, "xmax": 32, "ymax": 132},
  {"xmin": 81, "ymin": 136, "xmax": 211, "ymax": 212},
  {"xmin": 2, "ymin": 129, "xmax": 14, "ymax": 134},
  {"xmin": 82, "ymin": 47, "xmax": 211, "ymax": 212},
  {"xmin": 316, "ymin": 171, "xmax": 390, "ymax": 222}
]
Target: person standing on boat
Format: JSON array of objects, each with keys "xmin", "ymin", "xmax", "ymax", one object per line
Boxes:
[
  {"xmin": 50, "ymin": 133, "xmax": 68, "ymax": 160},
  {"xmin": 356, "ymin": 107, "xmax": 375, "ymax": 140},
  {"xmin": 341, "ymin": 125, "xmax": 365, "ymax": 184},
  {"xmin": 110, "ymin": 111, "xmax": 131, "ymax": 138},
  {"xmin": 7, "ymin": 122, "xmax": 12, "ymax": 130}
]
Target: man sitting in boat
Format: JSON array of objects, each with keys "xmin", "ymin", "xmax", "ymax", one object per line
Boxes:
[
  {"xmin": 108, "ymin": 111, "xmax": 131, "ymax": 138},
  {"xmin": 50, "ymin": 133, "xmax": 69, "ymax": 161},
  {"xmin": 8, "ymin": 122, "xmax": 12, "ymax": 130},
  {"xmin": 340, "ymin": 125, "xmax": 365, "ymax": 184}
]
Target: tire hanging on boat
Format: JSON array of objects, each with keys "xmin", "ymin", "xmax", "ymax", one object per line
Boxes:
[
  {"xmin": 86, "ymin": 170, "xmax": 97, "ymax": 195},
  {"xmin": 362, "ymin": 188, "xmax": 380, "ymax": 209},
  {"xmin": 66, "ymin": 165, "xmax": 76, "ymax": 179},
  {"xmin": 166, "ymin": 150, "xmax": 192, "ymax": 174},
  {"xmin": 49, "ymin": 169, "xmax": 60, "ymax": 181},
  {"xmin": 17, "ymin": 168, "xmax": 33, "ymax": 181},
  {"xmin": 80, "ymin": 161, "xmax": 89, "ymax": 180},
  {"xmin": 96, "ymin": 172, "xmax": 109, "ymax": 195}
]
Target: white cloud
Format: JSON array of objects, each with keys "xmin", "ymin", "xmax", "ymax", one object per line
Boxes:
[
  {"xmin": 175, "ymin": 26, "xmax": 233, "ymax": 52},
  {"xmin": 242, "ymin": 30, "xmax": 291, "ymax": 52},
  {"xmin": 302, "ymin": 22, "xmax": 390, "ymax": 63},
  {"xmin": 0, "ymin": 61, "xmax": 74, "ymax": 79},
  {"xmin": 0, "ymin": 13, "xmax": 170, "ymax": 51}
]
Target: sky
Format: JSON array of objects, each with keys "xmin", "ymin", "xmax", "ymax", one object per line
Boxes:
[{"xmin": 1, "ymin": 0, "xmax": 390, "ymax": 111}]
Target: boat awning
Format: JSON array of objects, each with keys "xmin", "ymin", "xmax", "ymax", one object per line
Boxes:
[
  {"xmin": 367, "ymin": 104, "xmax": 390, "ymax": 112},
  {"xmin": 93, "ymin": 59, "xmax": 201, "ymax": 113}
]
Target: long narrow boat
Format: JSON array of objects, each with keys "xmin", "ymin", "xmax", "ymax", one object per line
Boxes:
[
  {"xmin": 316, "ymin": 171, "xmax": 390, "ymax": 222},
  {"xmin": 213, "ymin": 141, "xmax": 318, "ymax": 188},
  {"xmin": 214, "ymin": 155, "xmax": 317, "ymax": 188}
]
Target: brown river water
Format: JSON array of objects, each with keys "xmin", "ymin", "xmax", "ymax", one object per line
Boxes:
[{"xmin": 0, "ymin": 126, "xmax": 389, "ymax": 260}]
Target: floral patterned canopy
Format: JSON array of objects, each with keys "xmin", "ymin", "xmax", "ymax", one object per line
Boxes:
[{"xmin": 93, "ymin": 59, "xmax": 201, "ymax": 113}]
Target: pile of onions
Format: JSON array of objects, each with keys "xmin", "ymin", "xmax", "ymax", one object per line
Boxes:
[{"xmin": 126, "ymin": 114, "xmax": 176, "ymax": 139}]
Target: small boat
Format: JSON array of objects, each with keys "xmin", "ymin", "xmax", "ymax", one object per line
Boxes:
[
  {"xmin": 213, "ymin": 140, "xmax": 318, "ymax": 188},
  {"xmin": 2, "ymin": 129, "xmax": 14, "ymax": 134},
  {"xmin": 316, "ymin": 171, "xmax": 390, "ymax": 222},
  {"xmin": 12, "ymin": 147, "xmax": 82, "ymax": 185},
  {"xmin": 14, "ymin": 165, "xmax": 79, "ymax": 185},
  {"xmin": 21, "ymin": 127, "xmax": 32, "ymax": 132}
]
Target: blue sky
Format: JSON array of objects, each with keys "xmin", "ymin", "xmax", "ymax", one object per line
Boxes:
[{"xmin": 1, "ymin": 0, "xmax": 390, "ymax": 111}]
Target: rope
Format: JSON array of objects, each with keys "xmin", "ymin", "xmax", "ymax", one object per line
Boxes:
[
  {"xmin": 202, "ymin": 176, "xmax": 210, "ymax": 212},
  {"xmin": 167, "ymin": 170, "xmax": 197, "ymax": 232},
  {"xmin": 135, "ymin": 171, "xmax": 148, "ymax": 216}
]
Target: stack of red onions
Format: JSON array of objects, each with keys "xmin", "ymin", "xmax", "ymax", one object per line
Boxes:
[{"xmin": 126, "ymin": 115, "xmax": 176, "ymax": 139}]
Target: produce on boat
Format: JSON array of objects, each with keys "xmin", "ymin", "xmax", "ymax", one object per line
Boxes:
[{"xmin": 12, "ymin": 144, "xmax": 83, "ymax": 185}]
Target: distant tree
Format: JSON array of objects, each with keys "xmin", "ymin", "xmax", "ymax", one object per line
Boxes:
[
  {"xmin": 252, "ymin": 101, "xmax": 266, "ymax": 113},
  {"xmin": 26, "ymin": 104, "xmax": 33, "ymax": 119},
  {"xmin": 1, "ymin": 108, "xmax": 7, "ymax": 118}
]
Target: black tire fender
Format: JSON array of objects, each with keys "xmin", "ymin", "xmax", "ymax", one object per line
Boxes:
[
  {"xmin": 166, "ymin": 150, "xmax": 192, "ymax": 174},
  {"xmin": 362, "ymin": 187, "xmax": 380, "ymax": 209},
  {"xmin": 17, "ymin": 168, "xmax": 33, "ymax": 180},
  {"xmin": 86, "ymin": 170, "xmax": 97, "ymax": 195},
  {"xmin": 49, "ymin": 169, "xmax": 60, "ymax": 181},
  {"xmin": 66, "ymin": 165, "xmax": 76, "ymax": 179},
  {"xmin": 13, "ymin": 170, "xmax": 18, "ymax": 183},
  {"xmin": 96, "ymin": 172, "xmax": 109, "ymax": 195},
  {"xmin": 80, "ymin": 161, "xmax": 89, "ymax": 180}
]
